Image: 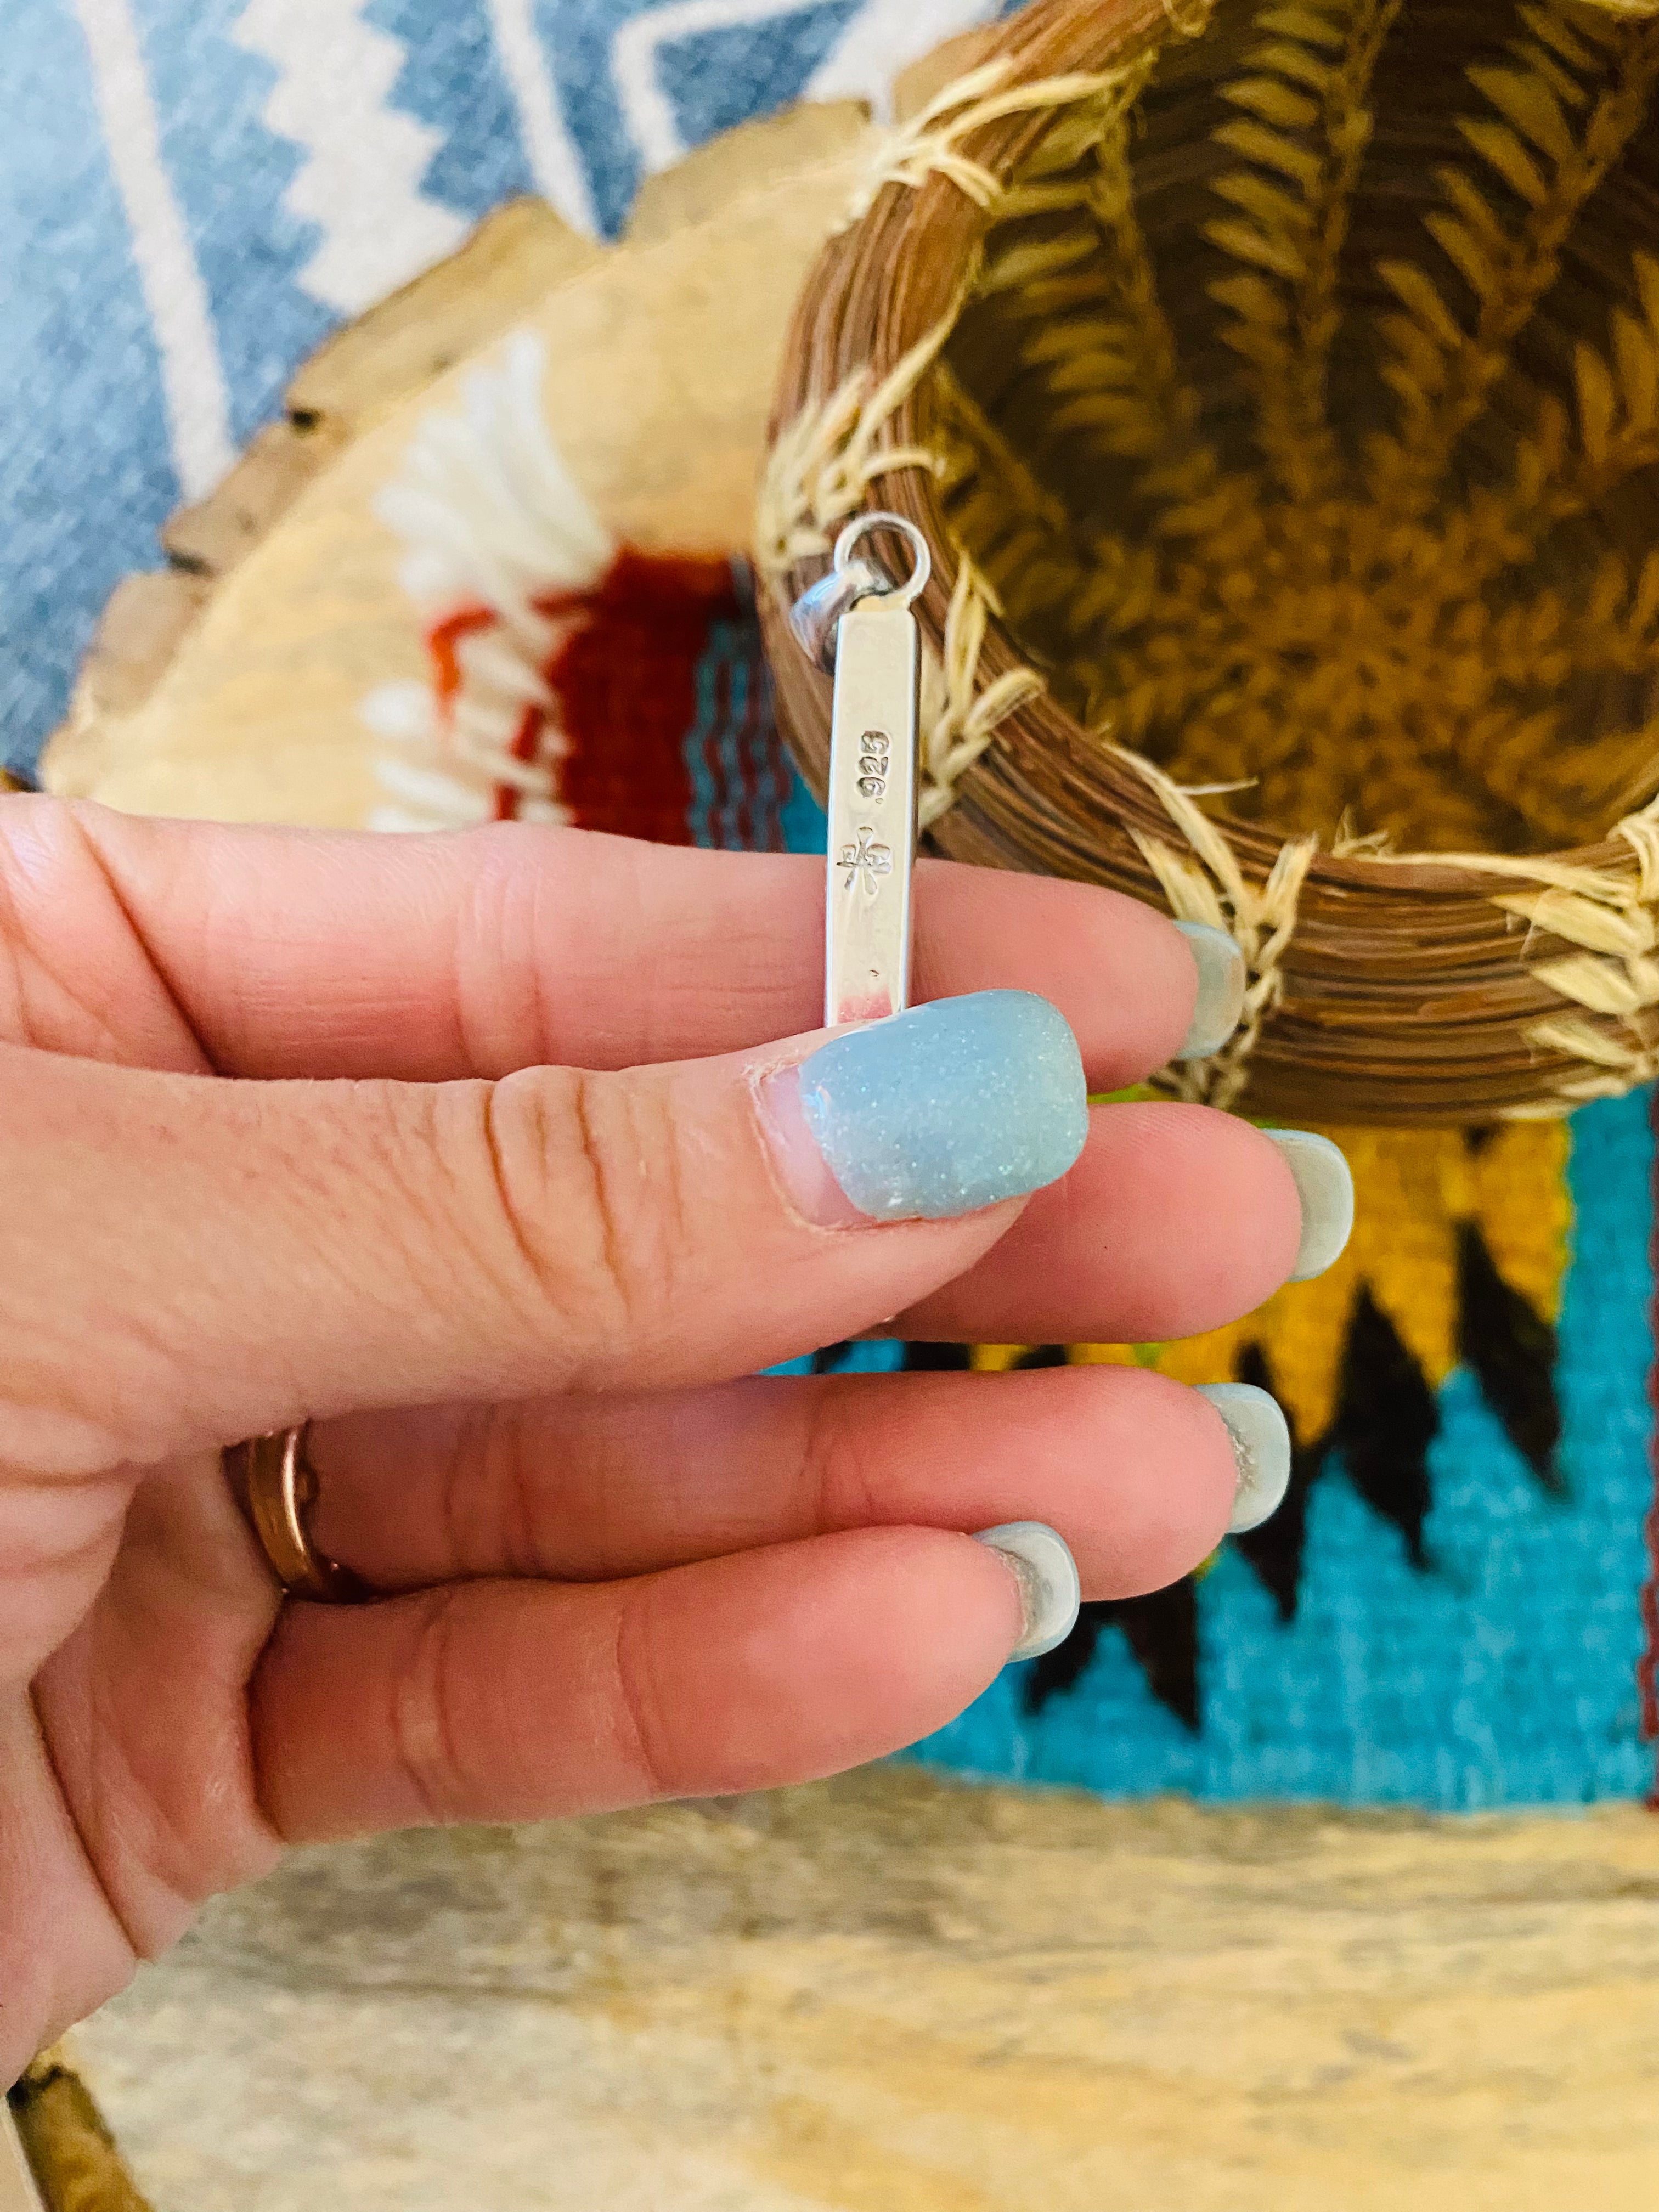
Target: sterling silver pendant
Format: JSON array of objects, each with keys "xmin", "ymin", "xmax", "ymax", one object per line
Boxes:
[{"xmin": 791, "ymin": 512, "xmax": 930, "ymax": 1029}]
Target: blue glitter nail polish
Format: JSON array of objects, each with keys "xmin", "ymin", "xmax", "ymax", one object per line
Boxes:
[{"xmin": 795, "ymin": 991, "xmax": 1088, "ymax": 1222}]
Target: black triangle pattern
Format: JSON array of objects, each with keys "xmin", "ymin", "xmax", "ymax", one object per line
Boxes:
[
  {"xmin": 1020, "ymin": 1599, "xmax": 1108, "ymax": 1708},
  {"xmin": 1456, "ymin": 1221, "xmax": 1564, "ymax": 1491},
  {"xmin": 1021, "ymin": 1583, "xmax": 1203, "ymax": 1730},
  {"xmin": 1330, "ymin": 1287, "xmax": 1439, "ymax": 1570}
]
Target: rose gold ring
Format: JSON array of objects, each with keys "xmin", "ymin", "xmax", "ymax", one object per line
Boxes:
[{"xmin": 223, "ymin": 1425, "xmax": 371, "ymax": 1604}]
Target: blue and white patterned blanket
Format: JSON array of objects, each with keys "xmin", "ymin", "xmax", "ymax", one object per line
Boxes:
[{"xmin": 0, "ymin": 0, "xmax": 1003, "ymax": 780}]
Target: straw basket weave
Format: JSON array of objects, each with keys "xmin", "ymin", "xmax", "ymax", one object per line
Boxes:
[{"xmin": 759, "ymin": 0, "xmax": 1659, "ymax": 1124}]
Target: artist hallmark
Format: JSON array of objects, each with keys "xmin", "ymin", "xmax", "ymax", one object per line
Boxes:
[{"xmin": 839, "ymin": 828, "xmax": 894, "ymax": 899}]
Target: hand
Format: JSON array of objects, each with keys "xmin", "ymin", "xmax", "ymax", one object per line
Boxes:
[{"xmin": 0, "ymin": 799, "xmax": 1345, "ymax": 2083}]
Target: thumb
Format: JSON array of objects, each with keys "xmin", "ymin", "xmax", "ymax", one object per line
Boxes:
[{"xmin": 1, "ymin": 993, "xmax": 1087, "ymax": 1471}]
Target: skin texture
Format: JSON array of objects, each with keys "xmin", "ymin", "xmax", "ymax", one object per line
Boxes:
[{"xmin": 0, "ymin": 800, "xmax": 1306, "ymax": 2086}]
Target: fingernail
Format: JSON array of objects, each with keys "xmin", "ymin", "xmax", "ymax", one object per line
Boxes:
[
  {"xmin": 973, "ymin": 1522, "xmax": 1081, "ymax": 1659},
  {"xmin": 1173, "ymin": 921, "xmax": 1246, "ymax": 1059},
  {"xmin": 758, "ymin": 991, "xmax": 1088, "ymax": 1224},
  {"xmin": 1198, "ymin": 1384, "xmax": 1293, "ymax": 1534},
  {"xmin": 1266, "ymin": 1129, "xmax": 1355, "ymax": 1280}
]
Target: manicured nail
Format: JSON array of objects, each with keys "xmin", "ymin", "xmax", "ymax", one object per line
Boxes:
[
  {"xmin": 1198, "ymin": 1384, "xmax": 1293, "ymax": 1534},
  {"xmin": 759, "ymin": 991, "xmax": 1088, "ymax": 1224},
  {"xmin": 1173, "ymin": 921, "xmax": 1246, "ymax": 1059},
  {"xmin": 973, "ymin": 1522, "xmax": 1081, "ymax": 1659},
  {"xmin": 1266, "ymin": 1129, "xmax": 1355, "ymax": 1280}
]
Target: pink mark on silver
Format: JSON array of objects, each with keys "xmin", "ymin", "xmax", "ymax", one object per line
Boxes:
[{"xmin": 833, "ymin": 991, "xmax": 894, "ymax": 1025}]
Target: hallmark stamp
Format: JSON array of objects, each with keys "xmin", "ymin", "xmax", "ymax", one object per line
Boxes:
[
  {"xmin": 857, "ymin": 729, "xmax": 890, "ymax": 802},
  {"xmin": 839, "ymin": 828, "xmax": 894, "ymax": 898}
]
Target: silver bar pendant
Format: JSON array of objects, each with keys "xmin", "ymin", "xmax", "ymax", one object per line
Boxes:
[{"xmin": 825, "ymin": 596, "xmax": 920, "ymax": 1027}]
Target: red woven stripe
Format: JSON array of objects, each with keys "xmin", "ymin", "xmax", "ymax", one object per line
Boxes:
[
  {"xmin": 543, "ymin": 551, "xmax": 741, "ymax": 844},
  {"xmin": 496, "ymin": 699, "xmax": 547, "ymax": 822}
]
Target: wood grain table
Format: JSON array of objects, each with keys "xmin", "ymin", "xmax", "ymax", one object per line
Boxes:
[{"xmin": 61, "ymin": 1768, "xmax": 1659, "ymax": 2211}]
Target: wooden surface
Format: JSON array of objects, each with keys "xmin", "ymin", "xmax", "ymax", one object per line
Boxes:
[{"xmin": 69, "ymin": 1768, "xmax": 1659, "ymax": 2211}]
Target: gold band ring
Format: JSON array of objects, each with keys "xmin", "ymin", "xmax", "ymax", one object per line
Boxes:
[{"xmin": 223, "ymin": 1425, "xmax": 371, "ymax": 1604}]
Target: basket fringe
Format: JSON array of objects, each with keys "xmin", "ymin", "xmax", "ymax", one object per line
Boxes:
[
  {"xmin": 1359, "ymin": 794, "xmax": 1659, "ymax": 1100},
  {"xmin": 839, "ymin": 52, "xmax": 1174, "ymax": 228},
  {"xmin": 918, "ymin": 558, "xmax": 1046, "ymax": 830},
  {"xmin": 1114, "ymin": 746, "xmax": 1319, "ymax": 1111},
  {"xmin": 755, "ymin": 301, "xmax": 966, "ymax": 579},
  {"xmin": 757, "ymin": 318, "xmax": 1050, "ymax": 828}
]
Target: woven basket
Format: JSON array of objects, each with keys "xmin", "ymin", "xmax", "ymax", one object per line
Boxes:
[{"xmin": 759, "ymin": 0, "xmax": 1659, "ymax": 1124}]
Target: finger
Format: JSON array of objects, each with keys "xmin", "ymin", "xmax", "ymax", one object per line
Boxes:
[
  {"xmin": 896, "ymin": 1103, "xmax": 1317, "ymax": 1345},
  {"xmin": 39, "ymin": 803, "xmax": 1217, "ymax": 1087},
  {"xmin": 252, "ymin": 1528, "xmax": 1026, "ymax": 1843},
  {"xmin": 5, "ymin": 994, "xmax": 1085, "ymax": 1470},
  {"xmin": 309, "ymin": 1362, "xmax": 1240, "ymax": 1596}
]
